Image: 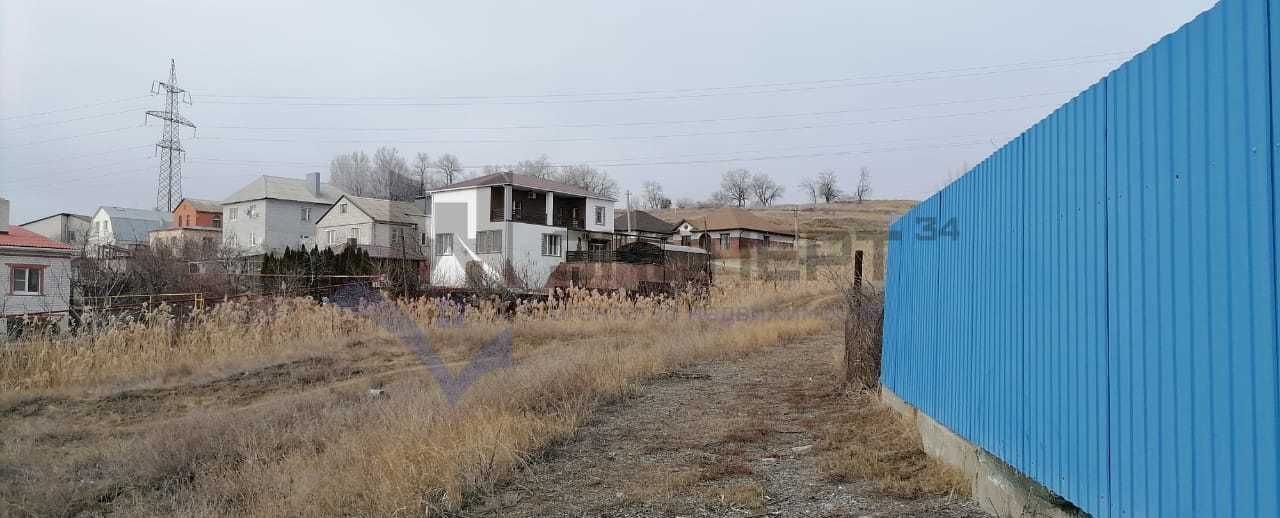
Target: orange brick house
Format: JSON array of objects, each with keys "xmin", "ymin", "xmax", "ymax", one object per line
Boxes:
[
  {"xmin": 669, "ymin": 208, "xmax": 795, "ymax": 258},
  {"xmin": 148, "ymin": 198, "xmax": 223, "ymax": 255}
]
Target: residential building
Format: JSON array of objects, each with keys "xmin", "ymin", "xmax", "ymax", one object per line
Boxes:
[
  {"xmin": 87, "ymin": 206, "xmax": 170, "ymax": 257},
  {"xmin": 0, "ymin": 198, "xmax": 75, "ymax": 336},
  {"xmin": 148, "ymin": 198, "xmax": 223, "ymax": 256},
  {"xmin": 20, "ymin": 213, "xmax": 91, "ymax": 248},
  {"xmin": 428, "ymin": 172, "xmax": 615, "ymax": 289},
  {"xmin": 315, "ymin": 195, "xmax": 431, "ymax": 281},
  {"xmin": 670, "ymin": 208, "xmax": 796, "ymax": 258},
  {"xmin": 613, "ymin": 209, "xmax": 676, "ymax": 241},
  {"xmin": 221, "ymin": 173, "xmax": 345, "ymax": 256}
]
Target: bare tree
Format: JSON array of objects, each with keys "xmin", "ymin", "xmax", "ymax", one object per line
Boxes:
[
  {"xmin": 413, "ymin": 152, "xmax": 432, "ymax": 193},
  {"xmin": 558, "ymin": 164, "xmax": 619, "ymax": 198},
  {"xmin": 854, "ymin": 166, "xmax": 872, "ymax": 203},
  {"xmin": 816, "ymin": 170, "xmax": 842, "ymax": 204},
  {"xmin": 749, "ymin": 173, "xmax": 785, "ymax": 206},
  {"xmin": 799, "ymin": 177, "xmax": 819, "ymax": 206},
  {"xmin": 435, "ymin": 154, "xmax": 465, "ymax": 185},
  {"xmin": 707, "ymin": 190, "xmax": 733, "ymax": 208},
  {"xmin": 718, "ymin": 169, "xmax": 752, "ymax": 207},
  {"xmin": 642, "ymin": 181, "xmax": 670, "ymax": 209},
  {"xmin": 373, "ymin": 146, "xmax": 419, "ymax": 201},
  {"xmin": 329, "ymin": 151, "xmax": 374, "ymax": 197},
  {"xmin": 515, "ymin": 155, "xmax": 556, "ymax": 179}
]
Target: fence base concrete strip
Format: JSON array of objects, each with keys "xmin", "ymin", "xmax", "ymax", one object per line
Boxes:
[{"xmin": 880, "ymin": 387, "xmax": 1089, "ymax": 518}]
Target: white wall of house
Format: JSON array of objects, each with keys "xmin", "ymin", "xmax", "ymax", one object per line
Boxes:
[
  {"xmin": 586, "ymin": 198, "xmax": 615, "ymax": 233},
  {"xmin": 23, "ymin": 216, "xmax": 90, "ymax": 246},
  {"xmin": 315, "ymin": 200, "xmax": 374, "ymax": 246},
  {"xmin": 223, "ymin": 199, "xmax": 331, "ymax": 254},
  {"xmin": 509, "ymin": 223, "xmax": 564, "ymax": 288},
  {"xmin": 87, "ymin": 210, "xmax": 115, "ymax": 250},
  {"xmin": 0, "ymin": 253, "xmax": 73, "ymax": 316}
]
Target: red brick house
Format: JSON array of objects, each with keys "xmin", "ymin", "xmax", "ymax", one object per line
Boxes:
[{"xmin": 669, "ymin": 208, "xmax": 795, "ymax": 258}]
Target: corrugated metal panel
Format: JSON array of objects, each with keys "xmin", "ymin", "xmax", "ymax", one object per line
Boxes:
[{"xmin": 881, "ymin": 0, "xmax": 1280, "ymax": 516}]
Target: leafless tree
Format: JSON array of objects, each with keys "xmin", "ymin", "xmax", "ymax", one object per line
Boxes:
[
  {"xmin": 707, "ymin": 190, "xmax": 733, "ymax": 208},
  {"xmin": 642, "ymin": 181, "xmax": 670, "ymax": 209},
  {"xmin": 749, "ymin": 173, "xmax": 785, "ymax": 206},
  {"xmin": 816, "ymin": 170, "xmax": 842, "ymax": 204},
  {"xmin": 413, "ymin": 152, "xmax": 432, "ymax": 193},
  {"xmin": 799, "ymin": 177, "xmax": 819, "ymax": 206},
  {"xmin": 373, "ymin": 146, "xmax": 419, "ymax": 201},
  {"xmin": 558, "ymin": 164, "xmax": 619, "ymax": 198},
  {"xmin": 854, "ymin": 166, "xmax": 872, "ymax": 203},
  {"xmin": 330, "ymin": 151, "xmax": 374, "ymax": 197},
  {"xmin": 435, "ymin": 153, "xmax": 465, "ymax": 185},
  {"xmin": 718, "ymin": 169, "xmax": 752, "ymax": 207}
]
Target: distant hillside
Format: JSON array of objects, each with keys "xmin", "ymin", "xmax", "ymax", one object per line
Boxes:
[{"xmin": 651, "ymin": 199, "xmax": 915, "ymax": 240}]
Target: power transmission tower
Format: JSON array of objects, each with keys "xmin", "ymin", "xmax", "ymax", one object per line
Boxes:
[{"xmin": 146, "ymin": 59, "xmax": 196, "ymax": 212}]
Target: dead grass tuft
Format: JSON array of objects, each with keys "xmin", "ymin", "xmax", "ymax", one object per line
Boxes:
[{"xmin": 817, "ymin": 390, "xmax": 969, "ymax": 499}]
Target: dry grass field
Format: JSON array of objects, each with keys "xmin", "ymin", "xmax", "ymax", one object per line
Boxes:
[
  {"xmin": 0, "ymin": 242, "xmax": 973, "ymax": 517},
  {"xmin": 1, "ymin": 279, "xmax": 834, "ymax": 517},
  {"xmin": 653, "ymin": 199, "xmax": 916, "ymax": 239}
]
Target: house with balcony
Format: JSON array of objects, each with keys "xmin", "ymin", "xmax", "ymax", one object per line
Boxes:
[{"xmin": 428, "ymin": 172, "xmax": 616, "ymax": 289}]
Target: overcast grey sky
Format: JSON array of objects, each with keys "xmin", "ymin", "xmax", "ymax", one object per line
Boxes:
[{"xmin": 1, "ymin": 0, "xmax": 1215, "ymax": 223}]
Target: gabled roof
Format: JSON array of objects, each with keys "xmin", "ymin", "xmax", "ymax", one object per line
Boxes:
[
  {"xmin": 177, "ymin": 198, "xmax": 222, "ymax": 213},
  {"xmin": 0, "ymin": 226, "xmax": 73, "ymax": 251},
  {"xmin": 614, "ymin": 209, "xmax": 677, "ymax": 234},
  {"xmin": 19, "ymin": 213, "xmax": 91, "ymax": 227},
  {"xmin": 429, "ymin": 172, "xmax": 616, "ymax": 201},
  {"xmin": 318, "ymin": 195, "xmax": 426, "ymax": 225},
  {"xmin": 96, "ymin": 206, "xmax": 171, "ymax": 243},
  {"xmin": 222, "ymin": 175, "xmax": 347, "ymax": 205},
  {"xmin": 676, "ymin": 208, "xmax": 795, "ymax": 236}
]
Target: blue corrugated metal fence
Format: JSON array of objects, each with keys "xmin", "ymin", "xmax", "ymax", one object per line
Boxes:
[{"xmin": 881, "ymin": 0, "xmax": 1280, "ymax": 516}]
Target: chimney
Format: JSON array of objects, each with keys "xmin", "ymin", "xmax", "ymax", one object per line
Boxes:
[
  {"xmin": 306, "ymin": 172, "xmax": 321, "ymax": 196},
  {"xmin": 0, "ymin": 198, "xmax": 9, "ymax": 234}
]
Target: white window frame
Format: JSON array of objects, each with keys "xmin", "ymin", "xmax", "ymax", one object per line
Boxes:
[
  {"xmin": 249, "ymin": 231, "xmax": 258, "ymax": 246},
  {"xmin": 349, "ymin": 226, "xmax": 360, "ymax": 243},
  {"xmin": 248, "ymin": 204, "xmax": 259, "ymax": 219},
  {"xmin": 476, "ymin": 230, "xmax": 502, "ymax": 254},
  {"xmin": 720, "ymin": 233, "xmax": 730, "ymax": 249},
  {"xmin": 327, "ymin": 229, "xmax": 338, "ymax": 245},
  {"xmin": 541, "ymin": 234, "xmax": 561, "ymax": 256},
  {"xmin": 435, "ymin": 233, "xmax": 454, "ymax": 256},
  {"xmin": 339, "ymin": 203, "xmax": 348, "ymax": 214},
  {"xmin": 9, "ymin": 266, "xmax": 42, "ymax": 295},
  {"xmin": 228, "ymin": 207, "xmax": 239, "ymax": 221},
  {"xmin": 594, "ymin": 206, "xmax": 605, "ymax": 225},
  {"xmin": 301, "ymin": 207, "xmax": 312, "ymax": 222}
]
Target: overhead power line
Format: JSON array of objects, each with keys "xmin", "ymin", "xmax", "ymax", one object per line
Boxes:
[
  {"xmin": 204, "ymin": 90, "xmax": 1074, "ymax": 132},
  {"xmin": 0, "ymin": 105, "xmax": 153, "ymax": 132},
  {"xmin": 199, "ymin": 51, "xmax": 1132, "ymax": 103},
  {"xmin": 195, "ymin": 104, "xmax": 1053, "ymax": 146},
  {"xmin": 0, "ymin": 125, "xmax": 143, "ymax": 150},
  {"xmin": 0, "ymin": 95, "xmax": 152, "ymax": 122}
]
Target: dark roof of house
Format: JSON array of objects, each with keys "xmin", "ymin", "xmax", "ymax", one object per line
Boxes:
[
  {"xmin": 676, "ymin": 208, "xmax": 795, "ymax": 236},
  {"xmin": 0, "ymin": 226, "xmax": 73, "ymax": 251},
  {"xmin": 429, "ymin": 172, "xmax": 616, "ymax": 201},
  {"xmin": 614, "ymin": 210, "xmax": 676, "ymax": 234}
]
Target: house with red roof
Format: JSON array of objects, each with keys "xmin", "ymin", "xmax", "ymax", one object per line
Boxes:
[{"xmin": 0, "ymin": 198, "xmax": 75, "ymax": 336}]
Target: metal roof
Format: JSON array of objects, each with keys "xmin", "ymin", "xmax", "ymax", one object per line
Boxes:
[
  {"xmin": 0, "ymin": 226, "xmax": 73, "ymax": 251},
  {"xmin": 96, "ymin": 206, "xmax": 170, "ymax": 243},
  {"xmin": 614, "ymin": 209, "xmax": 677, "ymax": 234},
  {"xmin": 177, "ymin": 198, "xmax": 222, "ymax": 213},
  {"xmin": 323, "ymin": 195, "xmax": 426, "ymax": 225},
  {"xmin": 675, "ymin": 208, "xmax": 795, "ymax": 236},
  {"xmin": 222, "ymin": 175, "xmax": 347, "ymax": 205}
]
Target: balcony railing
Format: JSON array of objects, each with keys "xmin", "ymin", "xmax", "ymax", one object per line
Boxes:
[
  {"xmin": 566, "ymin": 250, "xmax": 617, "ymax": 263},
  {"xmin": 489, "ymin": 207, "xmax": 547, "ymax": 225},
  {"xmin": 553, "ymin": 214, "xmax": 584, "ymax": 229}
]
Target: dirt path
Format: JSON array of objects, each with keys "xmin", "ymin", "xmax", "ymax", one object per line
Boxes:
[{"xmin": 464, "ymin": 334, "xmax": 987, "ymax": 518}]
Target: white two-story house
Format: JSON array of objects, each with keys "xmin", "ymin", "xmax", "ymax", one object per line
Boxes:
[
  {"xmin": 428, "ymin": 172, "xmax": 615, "ymax": 289},
  {"xmin": 221, "ymin": 173, "xmax": 346, "ymax": 257},
  {"xmin": 0, "ymin": 199, "xmax": 75, "ymax": 336}
]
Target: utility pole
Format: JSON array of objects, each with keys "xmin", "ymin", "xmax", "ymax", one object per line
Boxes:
[
  {"xmin": 146, "ymin": 59, "xmax": 196, "ymax": 212},
  {"xmin": 625, "ymin": 190, "xmax": 633, "ymax": 233}
]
